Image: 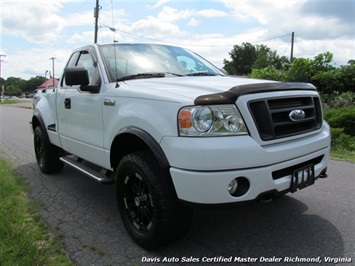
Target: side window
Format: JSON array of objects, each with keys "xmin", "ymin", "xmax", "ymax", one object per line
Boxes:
[
  {"xmin": 67, "ymin": 52, "xmax": 79, "ymax": 67},
  {"xmin": 76, "ymin": 51, "xmax": 101, "ymax": 85},
  {"xmin": 61, "ymin": 52, "xmax": 79, "ymax": 87}
]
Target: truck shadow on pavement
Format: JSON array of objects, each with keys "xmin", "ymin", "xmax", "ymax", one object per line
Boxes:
[
  {"xmin": 170, "ymin": 198, "xmax": 343, "ymax": 260},
  {"xmin": 16, "ymin": 163, "xmax": 344, "ymax": 265}
]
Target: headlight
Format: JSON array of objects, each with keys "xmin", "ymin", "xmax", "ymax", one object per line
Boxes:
[
  {"xmin": 193, "ymin": 106, "xmax": 213, "ymax": 132},
  {"xmin": 178, "ymin": 105, "xmax": 248, "ymax": 136},
  {"xmin": 224, "ymin": 115, "xmax": 244, "ymax": 132}
]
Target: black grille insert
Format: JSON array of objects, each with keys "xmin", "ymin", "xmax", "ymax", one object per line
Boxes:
[
  {"xmin": 249, "ymin": 97, "xmax": 322, "ymax": 141},
  {"xmin": 272, "ymin": 155, "xmax": 324, "ymax": 180}
]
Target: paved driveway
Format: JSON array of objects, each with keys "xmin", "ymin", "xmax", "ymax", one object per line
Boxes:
[{"xmin": 0, "ymin": 104, "xmax": 354, "ymax": 265}]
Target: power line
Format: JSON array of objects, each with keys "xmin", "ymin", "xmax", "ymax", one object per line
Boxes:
[
  {"xmin": 252, "ymin": 33, "xmax": 291, "ymax": 44},
  {"xmin": 281, "ymin": 36, "xmax": 292, "ymax": 57}
]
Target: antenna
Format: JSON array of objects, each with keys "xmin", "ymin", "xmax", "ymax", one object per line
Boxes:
[{"xmin": 113, "ymin": 41, "xmax": 119, "ymax": 88}]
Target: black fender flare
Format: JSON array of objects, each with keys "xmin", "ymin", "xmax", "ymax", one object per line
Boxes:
[
  {"xmin": 31, "ymin": 114, "xmax": 50, "ymax": 142},
  {"xmin": 114, "ymin": 126, "xmax": 170, "ymax": 171}
]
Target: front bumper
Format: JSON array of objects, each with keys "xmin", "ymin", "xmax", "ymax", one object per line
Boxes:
[
  {"xmin": 169, "ymin": 146, "xmax": 329, "ymax": 204},
  {"xmin": 161, "ymin": 118, "xmax": 330, "ymax": 204}
]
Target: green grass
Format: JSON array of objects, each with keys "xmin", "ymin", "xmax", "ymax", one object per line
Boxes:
[
  {"xmin": 0, "ymin": 99, "xmax": 21, "ymax": 104},
  {"xmin": 331, "ymin": 150, "xmax": 355, "ymax": 163},
  {"xmin": 0, "ymin": 156, "xmax": 73, "ymax": 266}
]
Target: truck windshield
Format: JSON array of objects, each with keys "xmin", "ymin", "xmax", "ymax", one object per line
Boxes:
[{"xmin": 99, "ymin": 43, "xmax": 224, "ymax": 83}]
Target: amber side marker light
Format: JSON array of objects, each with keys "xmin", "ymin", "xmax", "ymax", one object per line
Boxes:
[{"xmin": 179, "ymin": 109, "xmax": 192, "ymax": 129}]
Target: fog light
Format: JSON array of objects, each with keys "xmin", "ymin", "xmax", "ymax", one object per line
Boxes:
[
  {"xmin": 228, "ymin": 179, "xmax": 238, "ymax": 195},
  {"xmin": 228, "ymin": 177, "xmax": 250, "ymax": 197}
]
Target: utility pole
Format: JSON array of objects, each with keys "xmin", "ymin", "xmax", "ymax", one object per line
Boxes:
[
  {"xmin": 49, "ymin": 57, "xmax": 56, "ymax": 87},
  {"xmin": 94, "ymin": 0, "xmax": 100, "ymax": 43},
  {"xmin": 290, "ymin": 32, "xmax": 294, "ymax": 63},
  {"xmin": 0, "ymin": 54, "xmax": 6, "ymax": 101}
]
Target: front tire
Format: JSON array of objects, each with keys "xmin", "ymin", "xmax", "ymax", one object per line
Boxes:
[
  {"xmin": 34, "ymin": 126, "xmax": 64, "ymax": 174},
  {"xmin": 116, "ymin": 151, "xmax": 193, "ymax": 250}
]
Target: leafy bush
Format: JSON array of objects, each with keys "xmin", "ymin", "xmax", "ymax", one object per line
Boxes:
[
  {"xmin": 322, "ymin": 91, "xmax": 355, "ymax": 109},
  {"xmin": 324, "ymin": 107, "xmax": 355, "ymax": 137},
  {"xmin": 324, "ymin": 106, "xmax": 355, "ymax": 155},
  {"xmin": 330, "ymin": 128, "xmax": 355, "ymax": 152},
  {"xmin": 249, "ymin": 66, "xmax": 287, "ymax": 81}
]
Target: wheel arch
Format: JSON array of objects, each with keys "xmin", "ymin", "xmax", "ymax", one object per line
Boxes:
[
  {"xmin": 110, "ymin": 127, "xmax": 170, "ymax": 172},
  {"xmin": 32, "ymin": 114, "xmax": 49, "ymax": 141}
]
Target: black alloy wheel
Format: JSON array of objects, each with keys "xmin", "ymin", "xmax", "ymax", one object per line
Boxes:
[{"xmin": 123, "ymin": 171, "xmax": 154, "ymax": 233}]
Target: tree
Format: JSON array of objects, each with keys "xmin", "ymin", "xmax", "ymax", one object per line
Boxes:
[
  {"xmin": 25, "ymin": 76, "xmax": 46, "ymax": 93},
  {"xmin": 5, "ymin": 84, "xmax": 23, "ymax": 96},
  {"xmin": 248, "ymin": 50, "xmax": 354, "ymax": 95},
  {"xmin": 253, "ymin": 45, "xmax": 289, "ymax": 70},
  {"xmin": 223, "ymin": 43, "xmax": 289, "ymax": 76},
  {"xmin": 312, "ymin": 59, "xmax": 355, "ymax": 94},
  {"xmin": 311, "ymin": 52, "xmax": 335, "ymax": 74},
  {"xmin": 286, "ymin": 58, "xmax": 313, "ymax": 82},
  {"xmin": 337, "ymin": 60, "xmax": 355, "ymax": 93},
  {"xmin": 223, "ymin": 42, "xmax": 257, "ymax": 75},
  {"xmin": 251, "ymin": 44, "xmax": 269, "ymax": 69},
  {"xmin": 4, "ymin": 77, "xmax": 26, "ymax": 93},
  {"xmin": 3, "ymin": 76, "xmax": 47, "ymax": 96}
]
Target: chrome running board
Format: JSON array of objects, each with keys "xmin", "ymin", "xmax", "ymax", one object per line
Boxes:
[{"xmin": 60, "ymin": 156, "xmax": 114, "ymax": 184}]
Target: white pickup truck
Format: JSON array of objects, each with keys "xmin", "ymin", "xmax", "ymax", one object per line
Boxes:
[{"xmin": 32, "ymin": 43, "xmax": 330, "ymax": 249}]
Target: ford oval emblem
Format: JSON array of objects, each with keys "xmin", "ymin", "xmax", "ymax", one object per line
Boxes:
[{"xmin": 289, "ymin": 109, "xmax": 306, "ymax": 121}]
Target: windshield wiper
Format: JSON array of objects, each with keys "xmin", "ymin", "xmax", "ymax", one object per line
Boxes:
[
  {"xmin": 117, "ymin": 73, "xmax": 165, "ymax": 82},
  {"xmin": 186, "ymin": 72, "xmax": 219, "ymax": 77},
  {"xmin": 116, "ymin": 72, "xmax": 184, "ymax": 82}
]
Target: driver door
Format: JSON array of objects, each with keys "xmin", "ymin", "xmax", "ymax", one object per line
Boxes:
[{"xmin": 57, "ymin": 48, "xmax": 106, "ymax": 167}]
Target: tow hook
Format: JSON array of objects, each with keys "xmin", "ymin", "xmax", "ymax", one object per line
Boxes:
[
  {"xmin": 318, "ymin": 168, "xmax": 328, "ymax": 179},
  {"xmin": 259, "ymin": 197, "xmax": 273, "ymax": 203}
]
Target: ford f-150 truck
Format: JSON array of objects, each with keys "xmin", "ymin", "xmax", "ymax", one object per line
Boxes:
[{"xmin": 32, "ymin": 43, "xmax": 330, "ymax": 249}]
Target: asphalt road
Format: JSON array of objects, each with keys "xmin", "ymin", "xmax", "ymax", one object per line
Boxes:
[{"xmin": 0, "ymin": 103, "xmax": 354, "ymax": 266}]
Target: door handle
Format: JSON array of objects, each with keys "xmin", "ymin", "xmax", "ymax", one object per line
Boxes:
[
  {"xmin": 104, "ymin": 99, "xmax": 116, "ymax": 106},
  {"xmin": 64, "ymin": 98, "xmax": 71, "ymax": 109}
]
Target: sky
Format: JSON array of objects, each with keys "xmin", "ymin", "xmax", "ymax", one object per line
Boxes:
[{"xmin": 0, "ymin": 0, "xmax": 354, "ymax": 80}]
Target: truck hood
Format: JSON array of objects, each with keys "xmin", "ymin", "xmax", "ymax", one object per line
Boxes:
[{"xmin": 122, "ymin": 76, "xmax": 276, "ymax": 104}]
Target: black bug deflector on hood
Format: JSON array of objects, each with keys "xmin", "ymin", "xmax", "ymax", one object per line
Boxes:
[{"xmin": 194, "ymin": 82, "xmax": 317, "ymax": 105}]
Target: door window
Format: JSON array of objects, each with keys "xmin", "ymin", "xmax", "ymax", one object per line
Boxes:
[{"xmin": 76, "ymin": 51, "xmax": 101, "ymax": 85}]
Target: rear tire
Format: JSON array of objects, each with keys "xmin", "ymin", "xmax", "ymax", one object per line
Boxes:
[
  {"xmin": 34, "ymin": 126, "xmax": 64, "ymax": 174},
  {"xmin": 115, "ymin": 151, "xmax": 193, "ymax": 250}
]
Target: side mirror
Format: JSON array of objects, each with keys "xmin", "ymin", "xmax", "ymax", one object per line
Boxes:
[
  {"xmin": 64, "ymin": 67, "xmax": 100, "ymax": 93},
  {"xmin": 64, "ymin": 67, "xmax": 89, "ymax": 86}
]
